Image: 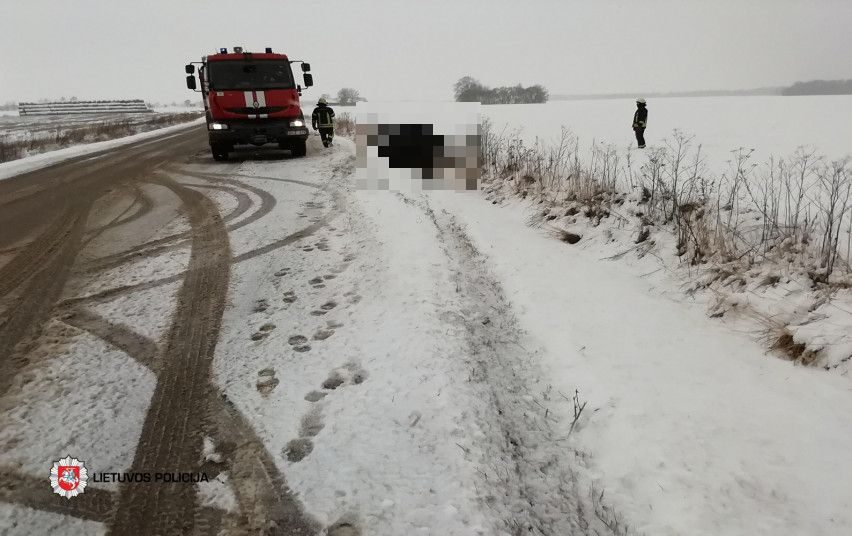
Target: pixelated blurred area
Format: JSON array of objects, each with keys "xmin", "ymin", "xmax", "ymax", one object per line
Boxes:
[{"xmin": 355, "ymin": 103, "xmax": 481, "ymax": 192}]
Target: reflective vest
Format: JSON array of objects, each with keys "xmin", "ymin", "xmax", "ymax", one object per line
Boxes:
[
  {"xmin": 312, "ymin": 105, "xmax": 335, "ymax": 128},
  {"xmin": 633, "ymin": 107, "xmax": 648, "ymax": 129}
]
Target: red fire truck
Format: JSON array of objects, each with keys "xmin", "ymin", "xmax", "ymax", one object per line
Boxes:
[{"xmin": 185, "ymin": 47, "xmax": 313, "ymax": 160}]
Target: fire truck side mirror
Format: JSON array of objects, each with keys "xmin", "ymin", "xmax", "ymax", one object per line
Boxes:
[
  {"xmin": 301, "ymin": 63, "xmax": 311, "ymax": 72},
  {"xmin": 303, "ymin": 73, "xmax": 314, "ymax": 88},
  {"xmin": 185, "ymin": 64, "xmax": 195, "ymax": 74},
  {"xmin": 186, "ymin": 75, "xmax": 197, "ymax": 90}
]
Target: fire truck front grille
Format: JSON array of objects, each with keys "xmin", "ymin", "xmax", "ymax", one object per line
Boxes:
[{"xmin": 225, "ymin": 107, "xmax": 285, "ymax": 115}]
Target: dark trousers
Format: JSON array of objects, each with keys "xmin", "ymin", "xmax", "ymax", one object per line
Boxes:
[
  {"xmin": 634, "ymin": 128, "xmax": 646, "ymax": 147},
  {"xmin": 318, "ymin": 127, "xmax": 334, "ymax": 145}
]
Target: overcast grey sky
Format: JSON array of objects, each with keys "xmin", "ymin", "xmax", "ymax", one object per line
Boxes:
[{"xmin": 1, "ymin": 0, "xmax": 851, "ymax": 103}]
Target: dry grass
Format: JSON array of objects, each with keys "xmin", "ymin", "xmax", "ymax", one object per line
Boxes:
[
  {"xmin": 480, "ymin": 120, "xmax": 852, "ymax": 284},
  {"xmin": 0, "ymin": 112, "xmax": 201, "ymax": 164},
  {"xmin": 335, "ymin": 112, "xmax": 355, "ymax": 137},
  {"xmin": 549, "ymin": 227, "xmax": 582, "ymax": 244},
  {"xmin": 770, "ymin": 328, "xmax": 821, "ymax": 364}
]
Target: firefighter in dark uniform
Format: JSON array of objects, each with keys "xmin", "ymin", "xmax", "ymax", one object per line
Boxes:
[
  {"xmin": 632, "ymin": 98, "xmax": 648, "ymax": 148},
  {"xmin": 312, "ymin": 97, "xmax": 336, "ymax": 147}
]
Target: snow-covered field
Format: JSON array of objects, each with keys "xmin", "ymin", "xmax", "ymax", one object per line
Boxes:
[
  {"xmin": 0, "ymin": 112, "xmax": 182, "ymax": 141},
  {"xmin": 483, "ymin": 96, "xmax": 852, "ymax": 174}
]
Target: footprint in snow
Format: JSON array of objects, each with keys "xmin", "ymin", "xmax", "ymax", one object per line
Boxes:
[
  {"xmin": 287, "ymin": 334, "xmax": 311, "ymax": 353},
  {"xmin": 299, "ymin": 407, "xmax": 324, "ymax": 437},
  {"xmin": 253, "ymin": 299, "xmax": 269, "ymax": 313},
  {"xmin": 250, "ymin": 323, "xmax": 276, "ymax": 341},
  {"xmin": 285, "ymin": 363, "xmax": 368, "ymax": 465},
  {"xmin": 256, "ymin": 368, "xmax": 279, "ymax": 395},
  {"xmin": 321, "ymin": 362, "xmax": 367, "ymax": 390},
  {"xmin": 304, "ymin": 390, "xmax": 327, "ymax": 402},
  {"xmin": 283, "ymin": 438, "xmax": 313, "ymax": 462},
  {"xmin": 327, "ymin": 519, "xmax": 361, "ymax": 536},
  {"xmin": 313, "ymin": 328, "xmax": 334, "ymax": 341}
]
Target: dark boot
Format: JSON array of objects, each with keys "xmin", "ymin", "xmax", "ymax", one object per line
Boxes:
[{"xmin": 635, "ymin": 128, "xmax": 646, "ymax": 148}]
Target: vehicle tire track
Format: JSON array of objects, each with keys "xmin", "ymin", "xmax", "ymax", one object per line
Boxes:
[
  {"xmin": 62, "ymin": 307, "xmax": 160, "ymax": 373},
  {"xmin": 78, "ymin": 173, "xmax": 277, "ymax": 275},
  {"xmin": 51, "ymin": 305, "xmax": 316, "ymax": 533},
  {"xmin": 208, "ymin": 394, "xmax": 320, "ymax": 535},
  {"xmin": 0, "ymin": 466, "xmax": 235, "ymax": 531},
  {"xmin": 108, "ymin": 176, "xmax": 231, "ymax": 536},
  {"xmin": 177, "ymin": 169, "xmax": 279, "ymax": 231},
  {"xmin": 0, "ymin": 202, "xmax": 93, "ymax": 397},
  {"xmin": 84, "ymin": 184, "xmax": 155, "ymax": 241},
  {"xmin": 0, "ymin": 204, "xmax": 73, "ymax": 300},
  {"xmin": 60, "ymin": 185, "xmax": 342, "ymax": 309},
  {"xmin": 0, "ymin": 466, "xmax": 115, "ymax": 524},
  {"xmin": 403, "ymin": 193, "xmax": 614, "ymax": 535}
]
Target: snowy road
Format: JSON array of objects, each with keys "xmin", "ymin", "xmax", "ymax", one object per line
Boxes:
[{"xmin": 1, "ymin": 126, "xmax": 851, "ymax": 536}]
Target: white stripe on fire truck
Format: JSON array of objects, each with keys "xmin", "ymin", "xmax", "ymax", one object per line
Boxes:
[
  {"xmin": 243, "ymin": 91, "xmax": 254, "ymax": 119},
  {"xmin": 257, "ymin": 91, "xmax": 267, "ymax": 119}
]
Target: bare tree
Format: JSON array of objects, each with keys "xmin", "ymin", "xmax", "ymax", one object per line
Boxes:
[{"xmin": 337, "ymin": 88, "xmax": 363, "ymax": 106}]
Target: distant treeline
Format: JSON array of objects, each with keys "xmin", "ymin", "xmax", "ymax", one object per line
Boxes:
[
  {"xmin": 551, "ymin": 78, "xmax": 852, "ymax": 101},
  {"xmin": 454, "ymin": 76, "xmax": 548, "ymax": 104},
  {"xmin": 781, "ymin": 79, "xmax": 852, "ymax": 96}
]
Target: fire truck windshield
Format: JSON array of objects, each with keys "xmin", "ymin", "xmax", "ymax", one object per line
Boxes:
[{"xmin": 206, "ymin": 60, "xmax": 295, "ymax": 90}]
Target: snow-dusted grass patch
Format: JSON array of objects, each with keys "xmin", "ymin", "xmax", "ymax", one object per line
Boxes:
[{"xmin": 0, "ymin": 112, "xmax": 202, "ymax": 163}]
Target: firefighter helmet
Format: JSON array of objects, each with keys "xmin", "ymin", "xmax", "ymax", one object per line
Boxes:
[
  {"xmin": 636, "ymin": 97, "xmax": 646, "ymax": 104},
  {"xmin": 318, "ymin": 97, "xmax": 327, "ymax": 105}
]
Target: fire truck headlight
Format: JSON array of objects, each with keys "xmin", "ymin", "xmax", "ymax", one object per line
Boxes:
[
  {"xmin": 208, "ymin": 123, "xmax": 229, "ymax": 131},
  {"xmin": 289, "ymin": 119, "xmax": 305, "ymax": 127}
]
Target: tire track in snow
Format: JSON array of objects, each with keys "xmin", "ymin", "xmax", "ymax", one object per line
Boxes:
[
  {"xmin": 0, "ymin": 204, "xmax": 73, "ymax": 300},
  {"xmin": 108, "ymin": 176, "xmax": 232, "ymax": 535},
  {"xmin": 208, "ymin": 394, "xmax": 320, "ymax": 535},
  {"xmin": 82, "ymin": 184, "xmax": 155, "ymax": 247},
  {"xmin": 0, "ymin": 465, "xmax": 237, "ymax": 531},
  {"xmin": 59, "ymin": 304, "xmax": 316, "ymax": 533},
  {"xmin": 77, "ymin": 170, "xmax": 277, "ymax": 274},
  {"xmin": 398, "ymin": 192, "xmax": 615, "ymax": 536},
  {"xmin": 106, "ymin": 175, "xmax": 320, "ymax": 535},
  {"xmin": 0, "ymin": 202, "xmax": 92, "ymax": 397},
  {"xmin": 59, "ymin": 180, "xmax": 341, "ymax": 308},
  {"xmin": 62, "ymin": 307, "xmax": 160, "ymax": 373}
]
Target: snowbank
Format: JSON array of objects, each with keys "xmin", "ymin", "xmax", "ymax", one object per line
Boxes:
[{"xmin": 429, "ymin": 190, "xmax": 852, "ymax": 536}]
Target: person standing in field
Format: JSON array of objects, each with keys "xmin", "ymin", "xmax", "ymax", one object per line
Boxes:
[
  {"xmin": 312, "ymin": 96, "xmax": 336, "ymax": 148},
  {"xmin": 632, "ymin": 98, "xmax": 648, "ymax": 148}
]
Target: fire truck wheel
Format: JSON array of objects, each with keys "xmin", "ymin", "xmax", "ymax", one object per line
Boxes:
[
  {"xmin": 290, "ymin": 140, "xmax": 307, "ymax": 158},
  {"xmin": 210, "ymin": 144, "xmax": 230, "ymax": 161}
]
